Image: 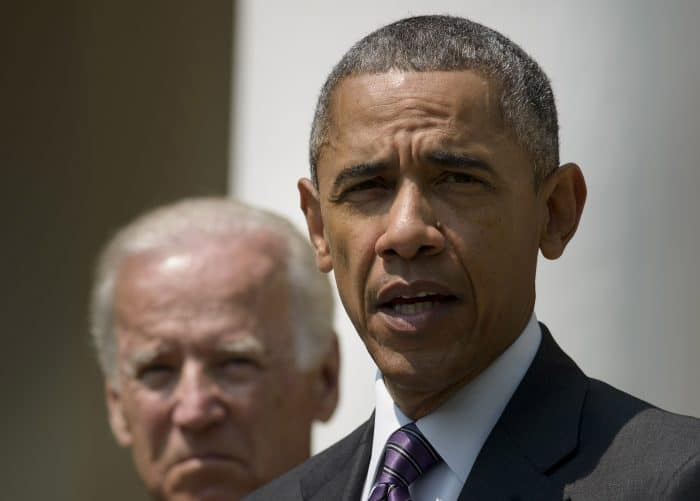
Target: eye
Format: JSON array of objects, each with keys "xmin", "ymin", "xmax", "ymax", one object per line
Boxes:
[
  {"xmin": 344, "ymin": 178, "xmax": 389, "ymax": 194},
  {"xmin": 218, "ymin": 357, "xmax": 262, "ymax": 380},
  {"xmin": 137, "ymin": 364, "xmax": 177, "ymax": 389},
  {"xmin": 221, "ymin": 356, "xmax": 257, "ymax": 368},
  {"xmin": 331, "ymin": 178, "xmax": 393, "ymax": 207},
  {"xmin": 438, "ymin": 171, "xmax": 481, "ymax": 184}
]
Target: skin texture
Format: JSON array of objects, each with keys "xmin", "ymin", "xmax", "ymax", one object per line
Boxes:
[
  {"xmin": 106, "ymin": 232, "xmax": 339, "ymax": 501},
  {"xmin": 300, "ymin": 70, "xmax": 585, "ymax": 420}
]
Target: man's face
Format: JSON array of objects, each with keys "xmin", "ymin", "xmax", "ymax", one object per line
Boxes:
[
  {"xmin": 302, "ymin": 70, "xmax": 551, "ymax": 417},
  {"xmin": 106, "ymin": 233, "xmax": 336, "ymax": 500}
]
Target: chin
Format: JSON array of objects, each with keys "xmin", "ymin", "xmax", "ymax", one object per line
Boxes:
[
  {"xmin": 162, "ymin": 463, "xmax": 253, "ymax": 501},
  {"xmin": 380, "ymin": 347, "xmax": 473, "ymax": 392},
  {"xmin": 187, "ymin": 487, "xmax": 243, "ymax": 501},
  {"xmin": 163, "ymin": 484, "xmax": 246, "ymax": 501},
  {"xmin": 377, "ymin": 349, "xmax": 436, "ymax": 386}
]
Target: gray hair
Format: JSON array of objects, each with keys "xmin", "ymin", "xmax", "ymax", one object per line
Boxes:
[
  {"xmin": 310, "ymin": 14, "xmax": 559, "ymax": 187},
  {"xmin": 90, "ymin": 197, "xmax": 335, "ymax": 383}
]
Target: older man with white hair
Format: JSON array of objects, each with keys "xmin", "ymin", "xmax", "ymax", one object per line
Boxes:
[{"xmin": 90, "ymin": 197, "xmax": 339, "ymax": 501}]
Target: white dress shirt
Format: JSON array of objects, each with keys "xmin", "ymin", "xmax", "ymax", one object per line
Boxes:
[{"xmin": 360, "ymin": 313, "xmax": 542, "ymax": 501}]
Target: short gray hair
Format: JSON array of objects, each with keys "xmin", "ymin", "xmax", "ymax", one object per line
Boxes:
[
  {"xmin": 310, "ymin": 14, "xmax": 559, "ymax": 187},
  {"xmin": 90, "ymin": 197, "xmax": 334, "ymax": 383}
]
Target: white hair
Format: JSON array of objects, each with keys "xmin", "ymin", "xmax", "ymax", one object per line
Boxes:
[{"xmin": 90, "ymin": 197, "xmax": 334, "ymax": 383}]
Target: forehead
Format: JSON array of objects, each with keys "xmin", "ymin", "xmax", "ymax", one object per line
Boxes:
[
  {"xmin": 119, "ymin": 231, "xmax": 287, "ymax": 294},
  {"xmin": 328, "ymin": 70, "xmax": 503, "ymax": 136},
  {"xmin": 113, "ymin": 231, "xmax": 292, "ymax": 341}
]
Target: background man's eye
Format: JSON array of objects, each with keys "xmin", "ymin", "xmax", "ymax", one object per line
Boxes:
[
  {"xmin": 221, "ymin": 357, "xmax": 259, "ymax": 369},
  {"xmin": 218, "ymin": 357, "xmax": 262, "ymax": 381},
  {"xmin": 138, "ymin": 365, "xmax": 176, "ymax": 388}
]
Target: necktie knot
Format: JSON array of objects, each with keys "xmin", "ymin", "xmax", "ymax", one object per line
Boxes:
[{"xmin": 368, "ymin": 423, "xmax": 441, "ymax": 501}]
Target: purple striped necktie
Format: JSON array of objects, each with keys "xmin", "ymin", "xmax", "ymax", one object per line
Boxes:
[{"xmin": 368, "ymin": 422, "xmax": 442, "ymax": 501}]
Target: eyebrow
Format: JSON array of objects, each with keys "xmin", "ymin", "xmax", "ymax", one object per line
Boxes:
[
  {"xmin": 122, "ymin": 337, "xmax": 267, "ymax": 376},
  {"xmin": 329, "ymin": 152, "xmax": 495, "ymax": 197},
  {"xmin": 217, "ymin": 337, "xmax": 265, "ymax": 357},
  {"xmin": 425, "ymin": 151, "xmax": 494, "ymax": 173},
  {"xmin": 330, "ymin": 162, "xmax": 389, "ymax": 194},
  {"xmin": 124, "ymin": 345, "xmax": 170, "ymax": 377}
]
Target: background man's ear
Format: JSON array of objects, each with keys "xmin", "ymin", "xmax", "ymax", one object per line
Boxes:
[
  {"xmin": 539, "ymin": 163, "xmax": 587, "ymax": 260},
  {"xmin": 312, "ymin": 334, "xmax": 340, "ymax": 422},
  {"xmin": 298, "ymin": 178, "xmax": 333, "ymax": 273},
  {"xmin": 106, "ymin": 382, "xmax": 133, "ymax": 447}
]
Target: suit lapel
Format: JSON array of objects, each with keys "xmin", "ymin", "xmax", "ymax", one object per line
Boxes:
[
  {"xmin": 459, "ymin": 324, "xmax": 588, "ymax": 501},
  {"xmin": 456, "ymin": 427, "xmax": 563, "ymax": 501},
  {"xmin": 300, "ymin": 418, "xmax": 374, "ymax": 501}
]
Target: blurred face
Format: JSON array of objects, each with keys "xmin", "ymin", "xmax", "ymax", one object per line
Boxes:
[
  {"xmin": 106, "ymin": 232, "xmax": 337, "ymax": 500},
  {"xmin": 301, "ymin": 71, "xmax": 556, "ymax": 418}
]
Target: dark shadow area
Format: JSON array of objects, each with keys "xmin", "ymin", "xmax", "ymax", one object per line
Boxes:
[{"xmin": 1, "ymin": 1, "xmax": 233, "ymax": 499}]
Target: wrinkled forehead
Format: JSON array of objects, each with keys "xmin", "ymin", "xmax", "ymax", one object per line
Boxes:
[
  {"xmin": 318, "ymin": 71, "xmax": 508, "ymax": 171},
  {"xmin": 115, "ymin": 230, "xmax": 291, "ymax": 309},
  {"xmin": 334, "ymin": 70, "xmax": 502, "ymax": 125}
]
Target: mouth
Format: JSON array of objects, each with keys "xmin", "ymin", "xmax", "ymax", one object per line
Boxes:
[
  {"xmin": 167, "ymin": 452, "xmax": 247, "ymax": 495},
  {"xmin": 378, "ymin": 291, "xmax": 458, "ymax": 315},
  {"xmin": 375, "ymin": 281, "xmax": 459, "ymax": 330},
  {"xmin": 174, "ymin": 453, "xmax": 238, "ymax": 467}
]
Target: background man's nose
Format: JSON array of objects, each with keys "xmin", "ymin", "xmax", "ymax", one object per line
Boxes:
[
  {"xmin": 172, "ymin": 365, "xmax": 226, "ymax": 431},
  {"xmin": 374, "ymin": 183, "xmax": 445, "ymax": 260}
]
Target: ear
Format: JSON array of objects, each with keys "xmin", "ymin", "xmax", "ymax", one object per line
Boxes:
[
  {"xmin": 539, "ymin": 163, "xmax": 587, "ymax": 260},
  {"xmin": 106, "ymin": 381, "xmax": 133, "ymax": 447},
  {"xmin": 298, "ymin": 178, "xmax": 333, "ymax": 273},
  {"xmin": 311, "ymin": 334, "xmax": 340, "ymax": 422}
]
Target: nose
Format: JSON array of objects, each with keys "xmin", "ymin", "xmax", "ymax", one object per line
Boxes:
[
  {"xmin": 375, "ymin": 182, "xmax": 445, "ymax": 260},
  {"xmin": 172, "ymin": 364, "xmax": 226, "ymax": 431}
]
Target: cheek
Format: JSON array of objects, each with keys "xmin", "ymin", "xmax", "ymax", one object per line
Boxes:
[
  {"xmin": 325, "ymin": 219, "xmax": 352, "ymax": 269},
  {"xmin": 246, "ymin": 373, "xmax": 295, "ymax": 415},
  {"xmin": 124, "ymin": 388, "xmax": 169, "ymax": 431},
  {"xmin": 333, "ymin": 243, "xmax": 351, "ymax": 270},
  {"xmin": 124, "ymin": 391, "xmax": 171, "ymax": 447},
  {"xmin": 446, "ymin": 208, "xmax": 501, "ymax": 265},
  {"xmin": 222, "ymin": 370, "xmax": 306, "ymax": 423},
  {"xmin": 327, "ymin": 218, "xmax": 379, "ymax": 294},
  {"xmin": 325, "ymin": 207, "xmax": 381, "ymax": 262},
  {"xmin": 245, "ymin": 374, "xmax": 313, "ymax": 445},
  {"xmin": 445, "ymin": 210, "xmax": 515, "ymax": 298},
  {"xmin": 451, "ymin": 206, "xmax": 538, "ymax": 306},
  {"xmin": 120, "ymin": 391, "xmax": 173, "ymax": 488},
  {"xmin": 219, "ymin": 382, "xmax": 265, "ymax": 425}
]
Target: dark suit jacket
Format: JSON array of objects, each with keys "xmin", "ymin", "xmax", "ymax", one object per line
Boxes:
[{"xmin": 246, "ymin": 325, "xmax": 700, "ymax": 500}]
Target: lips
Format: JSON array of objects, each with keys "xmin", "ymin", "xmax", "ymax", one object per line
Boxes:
[
  {"xmin": 173, "ymin": 452, "xmax": 238, "ymax": 467},
  {"xmin": 376, "ymin": 281, "xmax": 459, "ymax": 316}
]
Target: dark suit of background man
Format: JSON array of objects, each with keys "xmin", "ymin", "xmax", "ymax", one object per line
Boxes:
[
  {"xmin": 90, "ymin": 198, "xmax": 340, "ymax": 500},
  {"xmin": 247, "ymin": 15, "xmax": 700, "ymax": 501}
]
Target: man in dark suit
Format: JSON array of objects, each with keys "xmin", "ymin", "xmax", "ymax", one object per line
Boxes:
[{"xmin": 247, "ymin": 15, "xmax": 700, "ymax": 500}]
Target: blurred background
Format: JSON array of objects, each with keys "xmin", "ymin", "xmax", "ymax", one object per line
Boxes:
[{"xmin": 3, "ymin": 1, "xmax": 699, "ymax": 499}]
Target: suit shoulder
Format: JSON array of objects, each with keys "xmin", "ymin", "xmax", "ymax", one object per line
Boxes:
[
  {"xmin": 244, "ymin": 419, "xmax": 371, "ymax": 501},
  {"xmin": 564, "ymin": 378, "xmax": 700, "ymax": 498},
  {"xmin": 583, "ymin": 377, "xmax": 700, "ymax": 444}
]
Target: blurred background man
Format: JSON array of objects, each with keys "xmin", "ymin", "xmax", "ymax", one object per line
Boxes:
[{"xmin": 89, "ymin": 197, "xmax": 339, "ymax": 500}]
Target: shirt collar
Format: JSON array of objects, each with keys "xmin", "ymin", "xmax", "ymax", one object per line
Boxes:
[{"xmin": 368, "ymin": 313, "xmax": 542, "ymax": 484}]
